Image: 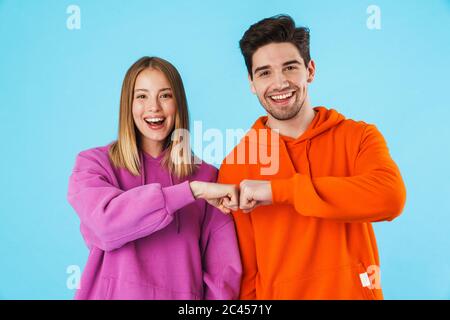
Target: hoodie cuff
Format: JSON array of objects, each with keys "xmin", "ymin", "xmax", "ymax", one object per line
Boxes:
[
  {"xmin": 271, "ymin": 176, "xmax": 295, "ymax": 205},
  {"xmin": 162, "ymin": 180, "xmax": 196, "ymax": 215}
]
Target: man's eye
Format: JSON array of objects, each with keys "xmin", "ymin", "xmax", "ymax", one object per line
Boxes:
[
  {"xmin": 259, "ymin": 71, "xmax": 270, "ymax": 77},
  {"xmin": 285, "ymin": 66, "xmax": 297, "ymax": 71}
]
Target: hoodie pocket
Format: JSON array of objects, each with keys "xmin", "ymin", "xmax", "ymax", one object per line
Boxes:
[
  {"xmin": 272, "ymin": 263, "xmax": 375, "ymax": 300},
  {"xmin": 101, "ymin": 276, "xmax": 200, "ymax": 300}
]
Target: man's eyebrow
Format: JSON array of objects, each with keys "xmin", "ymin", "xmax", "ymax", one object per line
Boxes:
[
  {"xmin": 253, "ymin": 60, "xmax": 302, "ymax": 74},
  {"xmin": 282, "ymin": 60, "xmax": 302, "ymax": 66},
  {"xmin": 253, "ymin": 65, "xmax": 271, "ymax": 74}
]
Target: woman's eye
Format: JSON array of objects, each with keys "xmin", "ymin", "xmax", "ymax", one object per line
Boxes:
[
  {"xmin": 160, "ymin": 93, "xmax": 172, "ymax": 99},
  {"xmin": 136, "ymin": 94, "xmax": 146, "ymax": 99}
]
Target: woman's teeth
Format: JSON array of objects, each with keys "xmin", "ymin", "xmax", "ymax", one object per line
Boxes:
[
  {"xmin": 144, "ymin": 117, "xmax": 165, "ymax": 129},
  {"xmin": 144, "ymin": 117, "xmax": 165, "ymax": 125}
]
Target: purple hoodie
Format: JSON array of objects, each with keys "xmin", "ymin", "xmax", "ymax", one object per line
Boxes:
[{"xmin": 67, "ymin": 145, "xmax": 242, "ymax": 300}]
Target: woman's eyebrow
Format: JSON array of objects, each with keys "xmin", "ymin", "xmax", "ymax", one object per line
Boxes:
[{"xmin": 134, "ymin": 88, "xmax": 172, "ymax": 93}]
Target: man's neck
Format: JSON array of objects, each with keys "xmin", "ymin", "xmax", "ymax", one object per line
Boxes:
[{"xmin": 266, "ymin": 99, "xmax": 317, "ymax": 139}]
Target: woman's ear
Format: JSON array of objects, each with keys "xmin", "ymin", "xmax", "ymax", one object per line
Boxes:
[{"xmin": 307, "ymin": 60, "xmax": 316, "ymax": 83}]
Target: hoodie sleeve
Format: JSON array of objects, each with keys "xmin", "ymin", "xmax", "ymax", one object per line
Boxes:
[
  {"xmin": 201, "ymin": 205, "xmax": 242, "ymax": 300},
  {"xmin": 67, "ymin": 151, "xmax": 195, "ymax": 251},
  {"xmin": 218, "ymin": 165, "xmax": 257, "ymax": 300},
  {"xmin": 271, "ymin": 124, "xmax": 407, "ymax": 223}
]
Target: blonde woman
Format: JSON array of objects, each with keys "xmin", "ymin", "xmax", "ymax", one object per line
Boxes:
[{"xmin": 67, "ymin": 57, "xmax": 241, "ymax": 300}]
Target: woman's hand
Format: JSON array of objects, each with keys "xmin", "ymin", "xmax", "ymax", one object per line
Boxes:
[{"xmin": 189, "ymin": 181, "xmax": 239, "ymax": 214}]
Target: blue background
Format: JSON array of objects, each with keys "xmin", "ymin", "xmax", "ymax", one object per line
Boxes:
[{"xmin": 1, "ymin": 0, "xmax": 449, "ymax": 299}]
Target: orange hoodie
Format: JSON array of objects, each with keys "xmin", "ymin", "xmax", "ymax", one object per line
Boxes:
[{"xmin": 218, "ymin": 106, "xmax": 406, "ymax": 300}]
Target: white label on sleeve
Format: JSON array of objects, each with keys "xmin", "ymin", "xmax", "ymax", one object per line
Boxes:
[{"xmin": 360, "ymin": 272, "xmax": 371, "ymax": 288}]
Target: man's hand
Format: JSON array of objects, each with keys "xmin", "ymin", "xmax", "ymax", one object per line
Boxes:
[
  {"xmin": 189, "ymin": 181, "xmax": 239, "ymax": 214},
  {"xmin": 239, "ymin": 180, "xmax": 273, "ymax": 213}
]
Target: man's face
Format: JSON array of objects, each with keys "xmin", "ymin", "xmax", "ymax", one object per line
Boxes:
[{"xmin": 249, "ymin": 42, "xmax": 315, "ymax": 121}]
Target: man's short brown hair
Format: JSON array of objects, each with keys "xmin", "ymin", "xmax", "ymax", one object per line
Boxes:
[{"xmin": 239, "ymin": 15, "xmax": 311, "ymax": 79}]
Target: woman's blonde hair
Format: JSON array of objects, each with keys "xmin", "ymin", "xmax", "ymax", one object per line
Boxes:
[{"xmin": 109, "ymin": 56, "xmax": 197, "ymax": 179}]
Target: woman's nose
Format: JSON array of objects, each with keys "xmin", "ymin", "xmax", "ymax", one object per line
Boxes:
[{"xmin": 145, "ymin": 96, "xmax": 162, "ymax": 112}]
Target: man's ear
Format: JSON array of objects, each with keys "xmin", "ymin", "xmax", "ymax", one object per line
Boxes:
[
  {"xmin": 307, "ymin": 60, "xmax": 316, "ymax": 83},
  {"xmin": 248, "ymin": 74, "xmax": 256, "ymax": 94}
]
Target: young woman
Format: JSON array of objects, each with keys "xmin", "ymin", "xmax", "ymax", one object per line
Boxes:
[{"xmin": 67, "ymin": 56, "xmax": 241, "ymax": 300}]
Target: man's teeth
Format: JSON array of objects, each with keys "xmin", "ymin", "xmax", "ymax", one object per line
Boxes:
[
  {"xmin": 270, "ymin": 92, "xmax": 294, "ymax": 100},
  {"xmin": 144, "ymin": 118, "xmax": 164, "ymax": 123}
]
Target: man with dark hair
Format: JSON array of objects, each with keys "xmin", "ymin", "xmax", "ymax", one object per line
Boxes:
[{"xmin": 218, "ymin": 15, "xmax": 406, "ymax": 299}]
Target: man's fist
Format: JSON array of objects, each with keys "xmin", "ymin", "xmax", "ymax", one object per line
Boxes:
[{"xmin": 239, "ymin": 180, "xmax": 273, "ymax": 213}]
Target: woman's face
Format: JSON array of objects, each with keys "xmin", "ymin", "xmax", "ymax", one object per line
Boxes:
[{"xmin": 132, "ymin": 68, "xmax": 177, "ymax": 151}]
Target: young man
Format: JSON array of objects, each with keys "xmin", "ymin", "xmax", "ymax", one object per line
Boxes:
[{"xmin": 218, "ymin": 15, "xmax": 406, "ymax": 300}]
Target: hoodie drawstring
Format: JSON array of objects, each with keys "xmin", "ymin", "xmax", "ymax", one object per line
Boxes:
[
  {"xmin": 304, "ymin": 139, "xmax": 312, "ymax": 178},
  {"xmin": 139, "ymin": 151, "xmax": 145, "ymax": 185},
  {"xmin": 168, "ymin": 173, "xmax": 181, "ymax": 234}
]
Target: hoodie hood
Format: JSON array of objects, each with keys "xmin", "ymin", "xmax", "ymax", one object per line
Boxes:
[
  {"xmin": 247, "ymin": 106, "xmax": 346, "ymax": 179},
  {"xmin": 250, "ymin": 106, "xmax": 346, "ymax": 145}
]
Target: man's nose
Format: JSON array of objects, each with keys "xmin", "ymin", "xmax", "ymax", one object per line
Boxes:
[{"xmin": 273, "ymin": 71, "xmax": 289, "ymax": 90}]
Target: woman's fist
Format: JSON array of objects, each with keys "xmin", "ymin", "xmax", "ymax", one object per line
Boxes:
[{"xmin": 189, "ymin": 181, "xmax": 239, "ymax": 214}]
